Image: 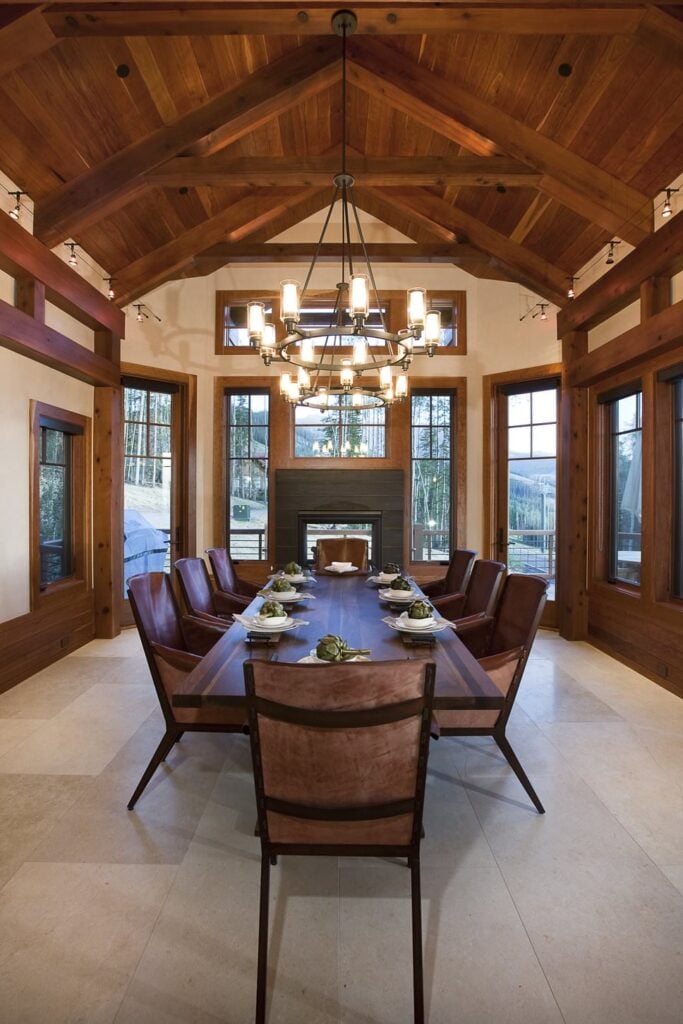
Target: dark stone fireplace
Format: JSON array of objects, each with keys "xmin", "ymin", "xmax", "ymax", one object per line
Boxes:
[{"xmin": 275, "ymin": 469, "xmax": 404, "ymax": 567}]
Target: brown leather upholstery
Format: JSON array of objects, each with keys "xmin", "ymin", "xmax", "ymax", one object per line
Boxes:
[
  {"xmin": 315, "ymin": 537, "xmax": 369, "ymax": 572},
  {"xmin": 433, "ymin": 559, "xmax": 506, "ymax": 621},
  {"xmin": 433, "ymin": 573, "xmax": 547, "ymax": 814},
  {"xmin": 206, "ymin": 547, "xmax": 261, "ymax": 599},
  {"xmin": 421, "ymin": 549, "xmax": 476, "ymax": 597},
  {"xmin": 245, "ymin": 657, "xmax": 435, "ymax": 1022},
  {"xmin": 126, "ymin": 572, "xmax": 246, "ymax": 810},
  {"xmin": 175, "ymin": 556, "xmax": 243, "ymax": 621}
]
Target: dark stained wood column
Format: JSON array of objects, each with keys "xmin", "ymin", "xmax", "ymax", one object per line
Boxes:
[
  {"xmin": 93, "ymin": 330, "xmax": 123, "ymax": 639},
  {"xmin": 558, "ymin": 330, "xmax": 589, "ymax": 640}
]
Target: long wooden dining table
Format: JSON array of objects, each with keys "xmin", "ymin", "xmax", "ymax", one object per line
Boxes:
[{"xmin": 173, "ymin": 573, "xmax": 504, "ymax": 712}]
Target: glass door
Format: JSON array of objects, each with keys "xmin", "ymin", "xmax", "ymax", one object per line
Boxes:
[
  {"xmin": 121, "ymin": 377, "xmax": 181, "ymax": 624},
  {"xmin": 495, "ymin": 379, "xmax": 559, "ymax": 627}
]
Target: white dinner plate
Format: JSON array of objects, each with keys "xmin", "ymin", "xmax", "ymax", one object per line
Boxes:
[
  {"xmin": 378, "ymin": 588, "xmax": 416, "ymax": 602},
  {"xmin": 382, "ymin": 615, "xmax": 448, "ymax": 635},
  {"xmin": 324, "ymin": 564, "xmax": 359, "ymax": 574},
  {"xmin": 257, "ymin": 590, "xmax": 315, "ymax": 603},
  {"xmin": 376, "ymin": 572, "xmax": 400, "ymax": 584},
  {"xmin": 234, "ymin": 613, "xmax": 307, "ymax": 633},
  {"xmin": 298, "ymin": 650, "xmax": 370, "ymax": 664}
]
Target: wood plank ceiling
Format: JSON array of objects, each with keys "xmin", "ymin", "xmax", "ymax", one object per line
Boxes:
[{"xmin": 0, "ymin": 2, "xmax": 682, "ymax": 308}]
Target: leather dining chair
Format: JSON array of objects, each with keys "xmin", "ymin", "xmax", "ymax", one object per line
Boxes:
[
  {"xmin": 433, "ymin": 574, "xmax": 547, "ymax": 814},
  {"xmin": 244, "ymin": 658, "xmax": 435, "ymax": 1024},
  {"xmin": 127, "ymin": 572, "xmax": 246, "ymax": 810},
  {"xmin": 421, "ymin": 548, "xmax": 477, "ymax": 598},
  {"xmin": 315, "ymin": 536, "xmax": 369, "ymax": 571},
  {"xmin": 175, "ymin": 556, "xmax": 246, "ymax": 623},
  {"xmin": 206, "ymin": 547, "xmax": 261, "ymax": 605},
  {"xmin": 432, "ymin": 559, "xmax": 506, "ymax": 623}
]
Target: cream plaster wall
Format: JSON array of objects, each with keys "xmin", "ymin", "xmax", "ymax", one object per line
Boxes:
[{"xmin": 123, "ymin": 260, "xmax": 560, "ymax": 562}]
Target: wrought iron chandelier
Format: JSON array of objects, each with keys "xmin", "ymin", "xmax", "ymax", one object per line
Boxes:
[{"xmin": 246, "ymin": 8, "xmax": 442, "ymax": 409}]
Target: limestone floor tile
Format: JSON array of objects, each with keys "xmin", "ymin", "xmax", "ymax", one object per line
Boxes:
[
  {"xmin": 0, "ymin": 683, "xmax": 158, "ymax": 776},
  {"xmin": 0, "ymin": 717, "xmax": 44, "ymax": 756},
  {"xmin": 466, "ymin": 772, "xmax": 683, "ymax": 1024},
  {"xmin": 659, "ymin": 863, "xmax": 683, "ymax": 896},
  {"xmin": 0, "ymin": 658, "xmax": 104, "ymax": 719},
  {"xmin": 338, "ymin": 860, "xmax": 563, "ymax": 1024},
  {"xmin": 115, "ymin": 853, "xmax": 340, "ymax": 1024},
  {"xmin": 0, "ymin": 773, "xmax": 86, "ymax": 890},
  {"xmin": 518, "ymin": 659, "xmax": 620, "ymax": 724},
  {"xmin": 184, "ymin": 769, "xmax": 260, "ymax": 867},
  {"xmin": 30, "ymin": 727, "xmax": 233, "ymax": 866},
  {"xmin": 0, "ymin": 861, "xmax": 177, "ymax": 1024},
  {"xmin": 71, "ymin": 628, "xmax": 143, "ymax": 658}
]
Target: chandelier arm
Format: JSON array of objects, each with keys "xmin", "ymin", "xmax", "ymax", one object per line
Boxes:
[
  {"xmin": 349, "ymin": 188, "xmax": 387, "ymax": 334},
  {"xmin": 343, "ymin": 186, "xmax": 354, "ymax": 279},
  {"xmin": 300, "ymin": 184, "xmax": 339, "ymax": 307}
]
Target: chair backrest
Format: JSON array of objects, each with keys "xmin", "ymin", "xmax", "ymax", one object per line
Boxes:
[
  {"xmin": 445, "ymin": 548, "xmax": 477, "ymax": 593},
  {"xmin": 315, "ymin": 537, "xmax": 369, "ymax": 571},
  {"xmin": 462, "ymin": 559, "xmax": 506, "ymax": 618},
  {"xmin": 244, "ymin": 659, "xmax": 435, "ymax": 851},
  {"xmin": 175, "ymin": 557, "xmax": 215, "ymax": 616},
  {"xmin": 206, "ymin": 547, "xmax": 238, "ymax": 594},
  {"xmin": 128, "ymin": 572, "xmax": 186, "ymax": 651},
  {"xmin": 490, "ymin": 574, "xmax": 547, "ymax": 656}
]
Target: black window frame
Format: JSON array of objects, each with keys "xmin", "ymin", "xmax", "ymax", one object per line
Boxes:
[
  {"xmin": 605, "ymin": 388, "xmax": 643, "ymax": 586},
  {"xmin": 225, "ymin": 388, "xmax": 270, "ymax": 561},
  {"xmin": 410, "ymin": 388, "xmax": 456, "ymax": 563}
]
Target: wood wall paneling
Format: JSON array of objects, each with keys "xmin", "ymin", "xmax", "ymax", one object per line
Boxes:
[{"xmin": 558, "ymin": 333, "xmax": 589, "ymax": 639}]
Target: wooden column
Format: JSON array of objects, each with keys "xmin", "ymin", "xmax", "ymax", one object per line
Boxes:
[
  {"xmin": 640, "ymin": 275, "xmax": 671, "ymax": 320},
  {"xmin": 558, "ymin": 330, "xmax": 589, "ymax": 640},
  {"xmin": 93, "ymin": 330, "xmax": 122, "ymax": 638}
]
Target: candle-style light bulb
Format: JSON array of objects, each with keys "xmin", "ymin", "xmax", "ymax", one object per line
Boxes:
[
  {"xmin": 300, "ymin": 338, "xmax": 314, "ymax": 364},
  {"xmin": 407, "ymin": 288, "xmax": 426, "ymax": 329},
  {"xmin": 279, "ymin": 372, "xmax": 292, "ymax": 396},
  {"xmin": 396, "ymin": 373, "xmax": 408, "ymax": 398},
  {"xmin": 247, "ymin": 301, "xmax": 265, "ymax": 344},
  {"xmin": 424, "ymin": 309, "xmax": 441, "ymax": 352},
  {"xmin": 379, "ymin": 366, "xmax": 392, "ymax": 388},
  {"xmin": 353, "ymin": 338, "xmax": 367, "ymax": 366},
  {"xmin": 280, "ymin": 280, "xmax": 300, "ymax": 323},
  {"xmin": 349, "ymin": 274, "xmax": 369, "ymax": 318},
  {"xmin": 298, "ymin": 366, "xmax": 311, "ymax": 389},
  {"xmin": 352, "ymin": 389, "xmax": 362, "ymax": 408},
  {"xmin": 340, "ymin": 359, "xmax": 354, "ymax": 390}
]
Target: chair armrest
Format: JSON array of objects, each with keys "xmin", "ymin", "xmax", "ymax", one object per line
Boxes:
[
  {"xmin": 421, "ymin": 578, "xmax": 446, "ymax": 598},
  {"xmin": 181, "ymin": 614, "xmax": 230, "ymax": 656},
  {"xmin": 452, "ymin": 614, "xmax": 494, "ymax": 658},
  {"xmin": 150, "ymin": 643, "xmax": 202, "ymax": 674},
  {"xmin": 432, "ymin": 592, "xmax": 466, "ymax": 619},
  {"xmin": 478, "ymin": 647, "xmax": 524, "ymax": 698},
  {"xmin": 236, "ymin": 577, "xmax": 261, "ymax": 598},
  {"xmin": 213, "ymin": 589, "xmax": 250, "ymax": 614}
]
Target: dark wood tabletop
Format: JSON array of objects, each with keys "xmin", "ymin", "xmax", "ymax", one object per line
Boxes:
[{"xmin": 173, "ymin": 574, "xmax": 504, "ymax": 712}]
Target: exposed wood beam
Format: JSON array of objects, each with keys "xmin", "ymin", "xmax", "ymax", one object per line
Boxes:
[
  {"xmin": 0, "ymin": 210, "xmax": 124, "ymax": 335},
  {"xmin": 370, "ymin": 187, "xmax": 568, "ymax": 306},
  {"xmin": 193, "ymin": 242, "xmax": 484, "ymax": 264},
  {"xmin": 0, "ymin": 7, "xmax": 57, "ymax": 78},
  {"xmin": 43, "ymin": 4, "xmax": 646, "ymax": 37},
  {"xmin": 557, "ymin": 212, "xmax": 683, "ymax": 334},
  {"xmin": 352, "ymin": 186, "xmax": 450, "ymax": 244},
  {"xmin": 115, "ymin": 188, "xmax": 323, "ymax": 305},
  {"xmin": 567, "ymin": 299, "xmax": 683, "ymax": 387},
  {"xmin": 347, "ymin": 40, "xmax": 653, "ymax": 247},
  {"xmin": 636, "ymin": 5, "xmax": 683, "ymax": 66},
  {"xmin": 146, "ymin": 155, "xmax": 541, "ymax": 189},
  {"xmin": 33, "ymin": 38, "xmax": 340, "ymax": 248},
  {"xmin": 0, "ymin": 299, "xmax": 120, "ymax": 387}
]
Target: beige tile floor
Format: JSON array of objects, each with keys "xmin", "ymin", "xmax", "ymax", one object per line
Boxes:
[{"xmin": 0, "ymin": 629, "xmax": 681, "ymax": 1024}]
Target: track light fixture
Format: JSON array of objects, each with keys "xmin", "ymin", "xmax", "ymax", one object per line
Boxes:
[
  {"xmin": 105, "ymin": 278, "xmax": 115, "ymax": 301},
  {"xmin": 662, "ymin": 188, "xmax": 679, "ymax": 219},
  {"xmin": 131, "ymin": 302, "xmax": 162, "ymax": 324},
  {"xmin": 519, "ymin": 301, "xmax": 551, "ymax": 323},
  {"xmin": 8, "ymin": 191, "xmax": 23, "ymax": 220},
  {"xmin": 567, "ymin": 277, "xmax": 576, "ymax": 300},
  {"xmin": 605, "ymin": 240, "xmax": 619, "ymax": 266},
  {"xmin": 134, "ymin": 304, "xmax": 144, "ymax": 323},
  {"xmin": 64, "ymin": 242, "xmax": 78, "ymax": 268}
]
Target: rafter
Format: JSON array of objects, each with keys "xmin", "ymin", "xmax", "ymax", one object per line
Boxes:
[
  {"xmin": 116, "ymin": 188, "xmax": 325, "ymax": 304},
  {"xmin": 346, "ymin": 39, "xmax": 653, "ymax": 247},
  {"xmin": 33, "ymin": 38, "xmax": 340, "ymax": 248},
  {"xmin": 192, "ymin": 242, "xmax": 484, "ymax": 265},
  {"xmin": 146, "ymin": 154, "xmax": 540, "ymax": 189},
  {"xmin": 369, "ymin": 187, "xmax": 568, "ymax": 306},
  {"xmin": 42, "ymin": 3, "xmax": 647, "ymax": 37},
  {"xmin": 0, "ymin": 7, "xmax": 56, "ymax": 78}
]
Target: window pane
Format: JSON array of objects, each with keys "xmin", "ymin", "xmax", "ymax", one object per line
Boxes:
[
  {"xmin": 229, "ymin": 425, "xmax": 250, "ymax": 458},
  {"xmin": 411, "ymin": 395, "xmax": 431, "ymax": 425},
  {"xmin": 294, "ymin": 397, "xmax": 385, "ymax": 459},
  {"xmin": 610, "ymin": 393, "xmax": 642, "ymax": 585},
  {"xmin": 532, "ymin": 424, "xmax": 556, "ymax": 458},
  {"xmin": 508, "ymin": 393, "xmax": 530, "ymax": 426},
  {"xmin": 674, "ymin": 381, "xmax": 683, "ymax": 598},
  {"xmin": 508, "ymin": 426, "xmax": 531, "ymax": 458},
  {"xmin": 532, "ymin": 388, "xmax": 557, "ymax": 424},
  {"xmin": 615, "ymin": 393, "xmax": 638, "ymax": 432},
  {"xmin": 227, "ymin": 391, "xmax": 269, "ymax": 558},
  {"xmin": 148, "ymin": 391, "xmax": 171, "ymax": 424},
  {"xmin": 230, "ymin": 394, "xmax": 251, "ymax": 425},
  {"xmin": 508, "ymin": 458, "xmax": 556, "ymax": 580},
  {"xmin": 43, "ymin": 428, "xmax": 65, "ymax": 464},
  {"xmin": 39, "ymin": 450, "xmax": 72, "ymax": 585},
  {"xmin": 411, "ymin": 392, "xmax": 454, "ymax": 561},
  {"xmin": 432, "ymin": 394, "xmax": 451, "ymax": 426},
  {"xmin": 124, "ymin": 421, "xmax": 146, "ymax": 458},
  {"xmin": 412, "ymin": 426, "xmax": 431, "ymax": 459},
  {"xmin": 150, "ymin": 425, "xmax": 171, "ymax": 457},
  {"xmin": 124, "ymin": 388, "xmax": 147, "ymax": 422}
]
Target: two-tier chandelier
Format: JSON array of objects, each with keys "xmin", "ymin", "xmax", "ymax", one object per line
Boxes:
[{"xmin": 246, "ymin": 8, "xmax": 442, "ymax": 409}]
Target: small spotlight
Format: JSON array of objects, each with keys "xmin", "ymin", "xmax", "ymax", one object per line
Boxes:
[
  {"xmin": 65, "ymin": 242, "xmax": 77, "ymax": 268},
  {"xmin": 605, "ymin": 240, "xmax": 619, "ymax": 266},
  {"xmin": 134, "ymin": 304, "xmax": 144, "ymax": 323},
  {"xmin": 662, "ymin": 188, "xmax": 679, "ymax": 219},
  {"xmin": 106, "ymin": 278, "xmax": 115, "ymax": 301},
  {"xmin": 8, "ymin": 191, "xmax": 22, "ymax": 220},
  {"xmin": 539, "ymin": 303, "xmax": 548, "ymax": 322},
  {"xmin": 567, "ymin": 277, "xmax": 576, "ymax": 300}
]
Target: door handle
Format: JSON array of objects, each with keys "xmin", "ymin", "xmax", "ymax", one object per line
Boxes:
[{"xmin": 496, "ymin": 527, "xmax": 505, "ymax": 555}]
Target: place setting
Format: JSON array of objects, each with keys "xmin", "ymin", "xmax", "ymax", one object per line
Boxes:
[
  {"xmin": 382, "ymin": 598, "xmax": 449, "ymax": 645},
  {"xmin": 297, "ymin": 633, "xmax": 371, "ymax": 664},
  {"xmin": 233, "ymin": 598, "xmax": 309, "ymax": 643},
  {"xmin": 258, "ymin": 565, "xmax": 316, "ymax": 604}
]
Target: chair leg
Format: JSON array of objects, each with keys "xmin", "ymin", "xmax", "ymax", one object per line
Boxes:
[
  {"xmin": 410, "ymin": 854, "xmax": 425, "ymax": 1024},
  {"xmin": 127, "ymin": 728, "xmax": 179, "ymax": 810},
  {"xmin": 494, "ymin": 732, "xmax": 545, "ymax": 814},
  {"xmin": 256, "ymin": 852, "xmax": 271, "ymax": 1024}
]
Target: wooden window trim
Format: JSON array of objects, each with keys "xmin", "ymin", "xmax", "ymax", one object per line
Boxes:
[
  {"xmin": 214, "ymin": 289, "xmax": 467, "ymax": 356},
  {"xmin": 30, "ymin": 400, "xmax": 92, "ymax": 610}
]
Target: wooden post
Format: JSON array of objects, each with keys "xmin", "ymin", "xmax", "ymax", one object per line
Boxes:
[
  {"xmin": 93, "ymin": 330, "xmax": 122, "ymax": 638},
  {"xmin": 558, "ymin": 330, "xmax": 589, "ymax": 640}
]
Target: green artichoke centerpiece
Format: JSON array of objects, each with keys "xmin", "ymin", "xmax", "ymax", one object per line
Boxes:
[
  {"xmin": 284, "ymin": 561, "xmax": 302, "ymax": 575},
  {"xmin": 390, "ymin": 576, "xmax": 413, "ymax": 592},
  {"xmin": 316, "ymin": 634, "xmax": 370, "ymax": 662},
  {"xmin": 260, "ymin": 600, "xmax": 286, "ymax": 619},
  {"xmin": 271, "ymin": 577, "xmax": 294, "ymax": 593},
  {"xmin": 383, "ymin": 562, "xmax": 400, "ymax": 574},
  {"xmin": 407, "ymin": 599, "xmax": 433, "ymax": 620}
]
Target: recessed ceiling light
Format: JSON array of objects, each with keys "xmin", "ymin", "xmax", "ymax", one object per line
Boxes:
[
  {"xmin": 558, "ymin": 63, "xmax": 573, "ymax": 77},
  {"xmin": 178, "ymin": 186, "xmax": 189, "ymax": 195},
  {"xmin": 116, "ymin": 64, "xmax": 130, "ymax": 78},
  {"xmin": 496, "ymin": 184, "xmax": 507, "ymax": 194}
]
